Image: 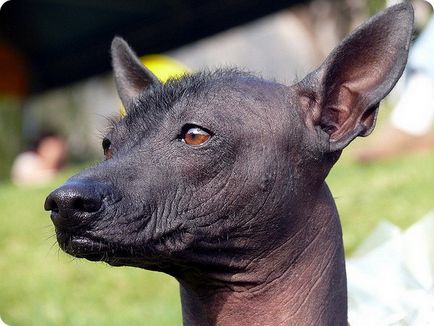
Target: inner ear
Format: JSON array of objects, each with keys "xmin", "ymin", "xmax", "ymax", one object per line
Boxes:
[{"xmin": 320, "ymin": 77, "xmax": 381, "ymax": 146}]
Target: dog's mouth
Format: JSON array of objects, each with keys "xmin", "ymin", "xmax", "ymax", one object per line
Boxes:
[
  {"xmin": 56, "ymin": 230, "xmax": 139, "ymax": 265},
  {"xmin": 57, "ymin": 233, "xmax": 114, "ymax": 261},
  {"xmin": 55, "ymin": 231, "xmax": 162, "ymax": 268}
]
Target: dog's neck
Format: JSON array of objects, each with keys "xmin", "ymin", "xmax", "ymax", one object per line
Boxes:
[{"xmin": 179, "ymin": 183, "xmax": 348, "ymax": 325}]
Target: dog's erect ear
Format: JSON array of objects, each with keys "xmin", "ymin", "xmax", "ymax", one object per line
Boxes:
[
  {"xmin": 298, "ymin": 3, "xmax": 413, "ymax": 152},
  {"xmin": 111, "ymin": 37, "xmax": 161, "ymax": 108}
]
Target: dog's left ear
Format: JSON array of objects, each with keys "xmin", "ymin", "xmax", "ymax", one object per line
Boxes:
[
  {"xmin": 298, "ymin": 3, "xmax": 413, "ymax": 152},
  {"xmin": 111, "ymin": 37, "xmax": 161, "ymax": 109}
]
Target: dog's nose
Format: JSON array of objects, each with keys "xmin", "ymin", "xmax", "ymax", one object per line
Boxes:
[{"xmin": 45, "ymin": 180, "xmax": 106, "ymax": 229}]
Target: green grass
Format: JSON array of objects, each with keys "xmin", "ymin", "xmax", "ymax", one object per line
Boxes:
[
  {"xmin": 1, "ymin": 149, "xmax": 433, "ymax": 325},
  {"xmin": 329, "ymin": 148, "xmax": 434, "ymax": 253}
]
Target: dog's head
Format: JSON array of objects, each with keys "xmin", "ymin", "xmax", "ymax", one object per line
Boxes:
[{"xmin": 45, "ymin": 4, "xmax": 413, "ymax": 280}]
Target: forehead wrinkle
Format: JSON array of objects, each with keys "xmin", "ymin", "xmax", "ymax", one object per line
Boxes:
[{"xmin": 120, "ymin": 69, "xmax": 269, "ymax": 132}]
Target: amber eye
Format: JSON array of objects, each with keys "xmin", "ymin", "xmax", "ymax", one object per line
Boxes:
[
  {"xmin": 102, "ymin": 138, "xmax": 113, "ymax": 159},
  {"xmin": 182, "ymin": 126, "xmax": 211, "ymax": 146}
]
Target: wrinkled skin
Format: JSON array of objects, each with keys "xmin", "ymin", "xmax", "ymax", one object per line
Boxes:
[
  {"xmin": 45, "ymin": 4, "xmax": 413, "ymax": 325},
  {"xmin": 49, "ymin": 73, "xmax": 325, "ymax": 282}
]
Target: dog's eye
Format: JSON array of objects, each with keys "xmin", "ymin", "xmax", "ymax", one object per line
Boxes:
[
  {"xmin": 181, "ymin": 125, "xmax": 211, "ymax": 146},
  {"xmin": 102, "ymin": 138, "xmax": 113, "ymax": 159}
]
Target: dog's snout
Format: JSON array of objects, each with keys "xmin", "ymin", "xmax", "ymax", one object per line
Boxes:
[{"xmin": 45, "ymin": 180, "xmax": 107, "ymax": 229}]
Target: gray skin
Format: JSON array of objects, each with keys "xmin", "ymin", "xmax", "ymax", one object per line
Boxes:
[{"xmin": 45, "ymin": 4, "xmax": 413, "ymax": 325}]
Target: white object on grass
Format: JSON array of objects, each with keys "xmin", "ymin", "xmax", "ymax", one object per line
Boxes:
[{"xmin": 347, "ymin": 212, "xmax": 434, "ymax": 325}]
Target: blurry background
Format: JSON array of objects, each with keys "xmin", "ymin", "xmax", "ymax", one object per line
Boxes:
[{"xmin": 0, "ymin": 0, "xmax": 433, "ymax": 325}]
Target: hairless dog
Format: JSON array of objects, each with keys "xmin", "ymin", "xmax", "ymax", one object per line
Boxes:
[{"xmin": 45, "ymin": 3, "xmax": 413, "ymax": 325}]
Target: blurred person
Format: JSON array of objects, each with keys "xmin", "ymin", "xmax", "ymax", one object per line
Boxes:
[
  {"xmin": 358, "ymin": 1, "xmax": 434, "ymax": 162},
  {"xmin": 11, "ymin": 133, "xmax": 67, "ymax": 186}
]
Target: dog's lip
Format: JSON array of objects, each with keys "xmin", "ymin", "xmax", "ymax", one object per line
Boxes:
[
  {"xmin": 59, "ymin": 234, "xmax": 112, "ymax": 261},
  {"xmin": 56, "ymin": 233, "xmax": 173, "ymax": 269},
  {"xmin": 70, "ymin": 236, "xmax": 108, "ymax": 249},
  {"xmin": 59, "ymin": 234, "xmax": 142, "ymax": 264}
]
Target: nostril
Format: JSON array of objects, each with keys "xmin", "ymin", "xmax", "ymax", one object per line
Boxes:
[{"xmin": 44, "ymin": 196, "xmax": 59, "ymax": 213}]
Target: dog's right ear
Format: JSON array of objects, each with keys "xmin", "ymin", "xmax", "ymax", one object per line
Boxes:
[{"xmin": 111, "ymin": 37, "xmax": 161, "ymax": 109}]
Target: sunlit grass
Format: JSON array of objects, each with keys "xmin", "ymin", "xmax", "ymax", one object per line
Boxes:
[{"xmin": 328, "ymin": 149, "xmax": 434, "ymax": 254}]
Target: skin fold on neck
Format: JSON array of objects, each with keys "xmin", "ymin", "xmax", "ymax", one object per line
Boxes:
[{"xmin": 179, "ymin": 183, "xmax": 348, "ymax": 326}]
